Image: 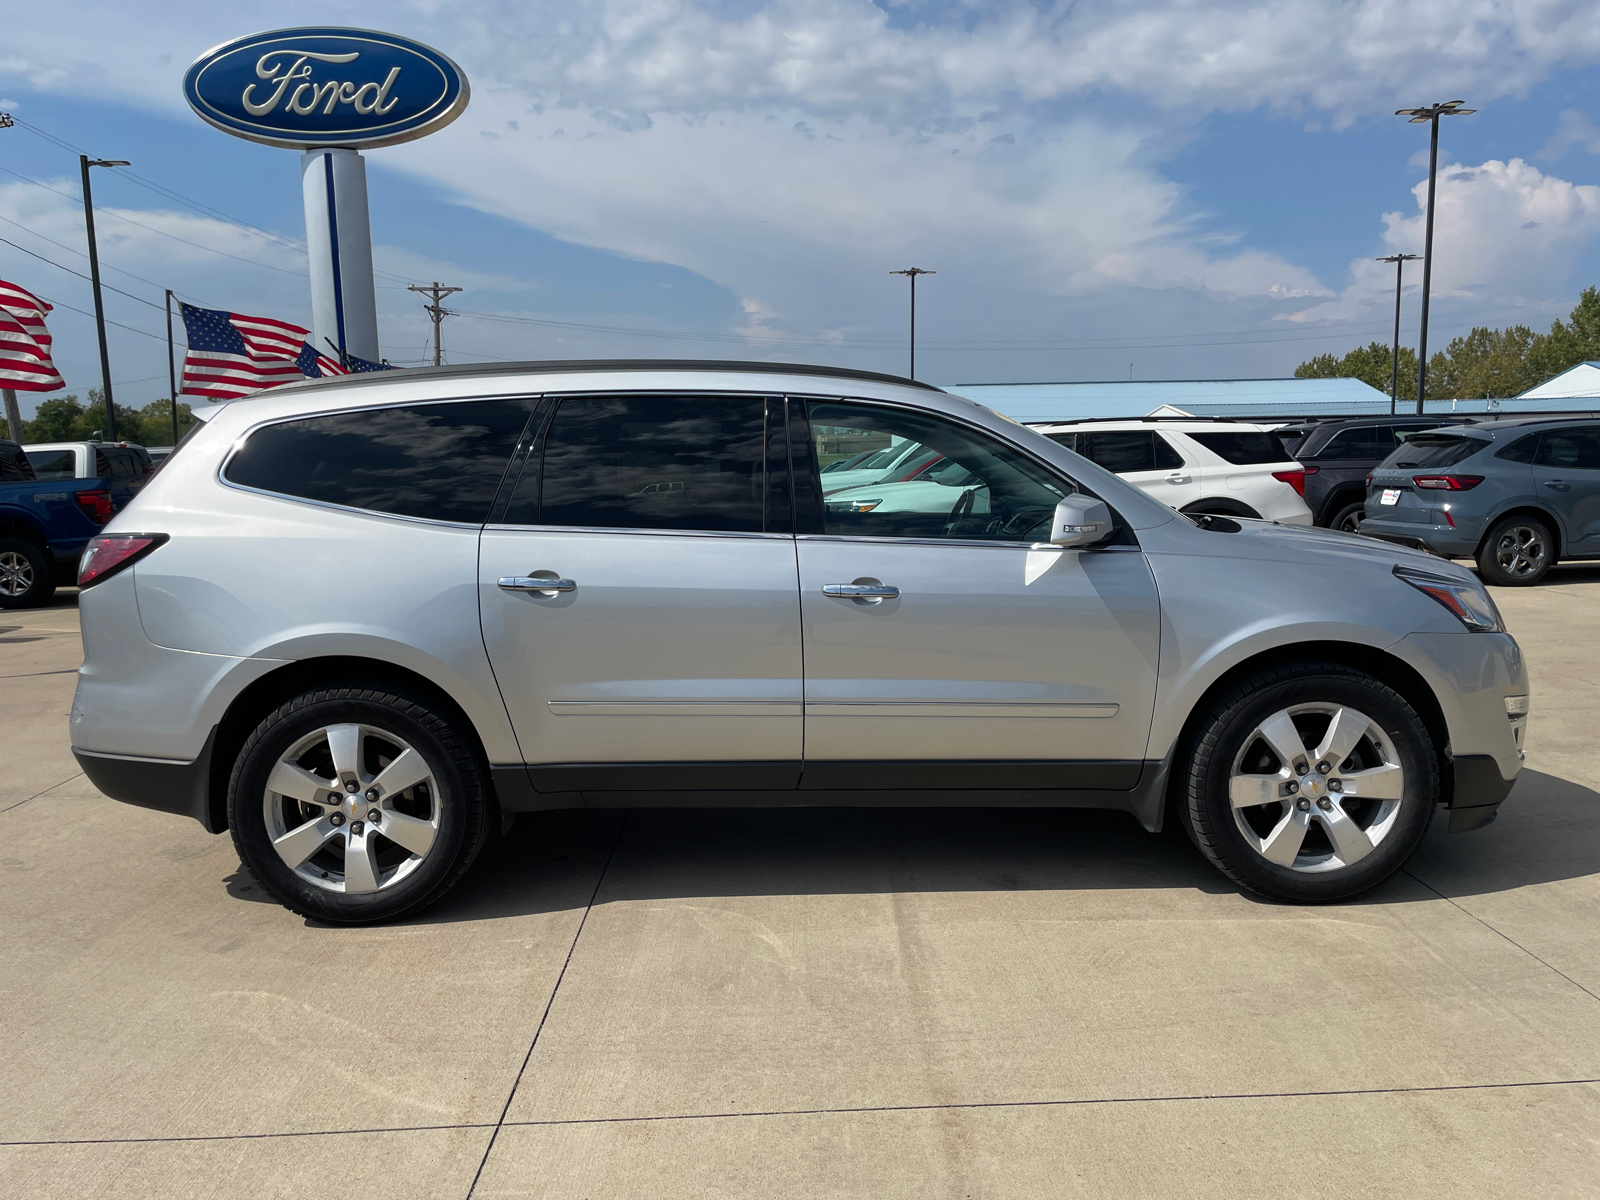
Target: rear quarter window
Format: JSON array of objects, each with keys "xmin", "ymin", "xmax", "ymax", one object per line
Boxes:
[
  {"xmin": 225, "ymin": 398, "xmax": 537, "ymax": 524},
  {"xmin": 1379, "ymin": 435, "xmax": 1485, "ymax": 470},
  {"xmin": 0, "ymin": 443, "xmax": 35, "ymax": 481},
  {"xmin": 24, "ymin": 449, "xmax": 77, "ymax": 480},
  {"xmin": 1185, "ymin": 430, "xmax": 1289, "ymax": 465}
]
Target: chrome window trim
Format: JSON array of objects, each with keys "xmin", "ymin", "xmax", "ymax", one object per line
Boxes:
[
  {"xmin": 217, "ymin": 480, "xmax": 490, "ymax": 531},
  {"xmin": 796, "ymin": 533, "xmax": 1142, "ymax": 552},
  {"xmin": 484, "ymin": 523, "xmax": 795, "ymax": 542}
]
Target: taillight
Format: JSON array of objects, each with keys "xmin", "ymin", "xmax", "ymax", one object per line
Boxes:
[
  {"xmin": 78, "ymin": 534, "xmax": 168, "ymax": 589},
  {"xmin": 1412, "ymin": 475, "xmax": 1484, "ymax": 490},
  {"xmin": 1271, "ymin": 469, "xmax": 1307, "ymax": 496},
  {"xmin": 74, "ymin": 489, "xmax": 114, "ymax": 524},
  {"xmin": 1365, "ymin": 474, "xmax": 1373, "ymax": 486},
  {"xmin": 1302, "ymin": 464, "xmax": 1320, "ymax": 475}
]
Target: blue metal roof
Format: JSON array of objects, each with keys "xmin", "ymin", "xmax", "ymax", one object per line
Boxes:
[{"xmin": 945, "ymin": 376, "xmax": 1600, "ymax": 423}]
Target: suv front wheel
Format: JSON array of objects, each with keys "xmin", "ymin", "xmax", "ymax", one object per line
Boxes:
[
  {"xmin": 1180, "ymin": 663, "xmax": 1437, "ymax": 902},
  {"xmin": 229, "ymin": 684, "xmax": 492, "ymax": 924}
]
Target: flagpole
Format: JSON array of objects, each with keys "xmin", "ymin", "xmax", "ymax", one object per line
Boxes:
[
  {"xmin": 2, "ymin": 389, "xmax": 22, "ymax": 443},
  {"xmin": 165, "ymin": 291, "xmax": 179, "ymax": 446}
]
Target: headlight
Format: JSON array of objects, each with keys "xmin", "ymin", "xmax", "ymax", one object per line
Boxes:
[
  {"xmin": 826, "ymin": 498, "xmax": 881, "ymax": 513},
  {"xmin": 1393, "ymin": 565, "xmax": 1504, "ymax": 632}
]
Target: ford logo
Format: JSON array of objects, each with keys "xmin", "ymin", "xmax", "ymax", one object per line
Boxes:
[{"xmin": 183, "ymin": 27, "xmax": 469, "ymax": 150}]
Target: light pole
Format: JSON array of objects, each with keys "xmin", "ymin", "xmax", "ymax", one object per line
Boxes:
[
  {"xmin": 79, "ymin": 155, "xmax": 131, "ymax": 441},
  {"xmin": 1375, "ymin": 253, "xmax": 1420, "ymax": 415},
  {"xmin": 890, "ymin": 267, "xmax": 935, "ymax": 380},
  {"xmin": 1395, "ymin": 101, "xmax": 1474, "ymax": 415}
]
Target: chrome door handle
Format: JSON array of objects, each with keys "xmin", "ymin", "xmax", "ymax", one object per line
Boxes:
[
  {"xmin": 1166, "ymin": 474, "xmax": 1191, "ymax": 484},
  {"xmin": 498, "ymin": 576, "xmax": 576, "ymax": 593},
  {"xmin": 822, "ymin": 583, "xmax": 900, "ymax": 599},
  {"xmin": 1542, "ymin": 480, "xmax": 1569, "ymax": 490}
]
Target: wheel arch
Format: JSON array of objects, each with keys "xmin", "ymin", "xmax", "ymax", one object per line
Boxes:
[
  {"xmin": 1318, "ymin": 485, "xmax": 1366, "ymax": 526},
  {"xmin": 206, "ymin": 655, "xmax": 498, "ymax": 834},
  {"xmin": 1475, "ymin": 505, "xmax": 1565, "ymax": 561},
  {"xmin": 1159, "ymin": 639, "xmax": 1453, "ymax": 829},
  {"xmin": 0, "ymin": 510, "xmax": 51, "ymax": 549}
]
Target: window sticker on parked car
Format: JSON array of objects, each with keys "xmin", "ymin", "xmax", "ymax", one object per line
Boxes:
[{"xmin": 1380, "ymin": 489, "xmax": 1401, "ymax": 505}]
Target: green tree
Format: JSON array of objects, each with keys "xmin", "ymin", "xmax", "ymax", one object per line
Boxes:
[
  {"xmin": 133, "ymin": 398, "xmax": 199, "ymax": 445},
  {"xmin": 24, "ymin": 394, "xmax": 86, "ymax": 441},
  {"xmin": 1295, "ymin": 341, "xmax": 1419, "ymax": 402},
  {"xmin": 1427, "ymin": 324, "xmax": 1540, "ymax": 399}
]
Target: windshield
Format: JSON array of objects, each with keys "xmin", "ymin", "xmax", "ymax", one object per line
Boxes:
[{"xmin": 1378, "ymin": 435, "xmax": 1484, "ymax": 470}]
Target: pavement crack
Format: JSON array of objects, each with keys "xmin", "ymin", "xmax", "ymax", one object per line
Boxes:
[
  {"xmin": 1403, "ymin": 868, "xmax": 1600, "ymax": 1005},
  {"xmin": 0, "ymin": 771, "xmax": 85, "ymax": 816},
  {"xmin": 464, "ymin": 810, "xmax": 631, "ymax": 1199},
  {"xmin": 494, "ymin": 1076, "xmax": 1600, "ymax": 1129}
]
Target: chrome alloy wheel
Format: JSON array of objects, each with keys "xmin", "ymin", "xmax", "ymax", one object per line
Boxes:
[
  {"xmin": 0, "ymin": 550, "xmax": 34, "ymax": 597},
  {"xmin": 1229, "ymin": 704, "xmax": 1405, "ymax": 873},
  {"xmin": 263, "ymin": 723, "xmax": 441, "ymax": 894},
  {"xmin": 1493, "ymin": 524, "xmax": 1548, "ymax": 579}
]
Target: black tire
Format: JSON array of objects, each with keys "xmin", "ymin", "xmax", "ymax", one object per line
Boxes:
[
  {"xmin": 228, "ymin": 683, "xmax": 491, "ymax": 924},
  {"xmin": 1327, "ymin": 499, "xmax": 1365, "ymax": 533},
  {"xmin": 1476, "ymin": 515, "xmax": 1555, "ymax": 586},
  {"xmin": 0, "ymin": 537, "xmax": 55, "ymax": 609},
  {"xmin": 1179, "ymin": 662, "xmax": 1437, "ymax": 903}
]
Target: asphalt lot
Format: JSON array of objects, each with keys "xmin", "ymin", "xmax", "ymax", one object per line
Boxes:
[{"xmin": 2, "ymin": 568, "xmax": 1598, "ymax": 1198}]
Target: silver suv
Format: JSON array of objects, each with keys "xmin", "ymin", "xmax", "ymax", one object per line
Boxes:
[{"xmin": 70, "ymin": 362, "xmax": 1529, "ymax": 923}]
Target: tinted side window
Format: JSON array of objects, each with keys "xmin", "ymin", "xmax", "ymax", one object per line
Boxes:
[
  {"xmin": 107, "ymin": 452, "xmax": 134, "ymax": 478},
  {"xmin": 1495, "ymin": 434, "xmax": 1541, "ymax": 464},
  {"xmin": 1152, "ymin": 433, "xmax": 1186, "ymax": 470},
  {"xmin": 226, "ymin": 399, "xmax": 535, "ymax": 524},
  {"xmin": 1186, "ymin": 430, "xmax": 1289, "ymax": 464},
  {"xmin": 1534, "ymin": 427, "xmax": 1600, "ymax": 470},
  {"xmin": 511, "ymin": 394, "xmax": 775, "ymax": 533},
  {"xmin": 807, "ymin": 401, "xmax": 1069, "ymax": 541},
  {"xmin": 25, "ymin": 450, "xmax": 76, "ymax": 480},
  {"xmin": 1083, "ymin": 431, "xmax": 1160, "ymax": 473},
  {"xmin": 95, "ymin": 450, "xmax": 112, "ymax": 478},
  {"xmin": 0, "ymin": 443, "xmax": 35, "ymax": 481},
  {"xmin": 1317, "ymin": 427, "xmax": 1387, "ymax": 460},
  {"xmin": 1044, "ymin": 432, "xmax": 1078, "ymax": 452}
]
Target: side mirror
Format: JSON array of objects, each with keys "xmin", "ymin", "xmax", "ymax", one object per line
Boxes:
[{"xmin": 1049, "ymin": 494, "xmax": 1114, "ymax": 547}]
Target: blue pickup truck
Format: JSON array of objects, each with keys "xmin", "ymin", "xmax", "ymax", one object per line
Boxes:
[{"xmin": 0, "ymin": 439, "xmax": 121, "ymax": 608}]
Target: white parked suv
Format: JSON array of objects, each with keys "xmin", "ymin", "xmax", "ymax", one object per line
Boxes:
[
  {"xmin": 1031, "ymin": 419, "xmax": 1313, "ymax": 525},
  {"xmin": 71, "ymin": 361, "xmax": 1525, "ymax": 924}
]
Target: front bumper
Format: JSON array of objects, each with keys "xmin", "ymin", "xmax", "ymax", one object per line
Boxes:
[{"xmin": 1447, "ymin": 754, "xmax": 1517, "ymax": 832}]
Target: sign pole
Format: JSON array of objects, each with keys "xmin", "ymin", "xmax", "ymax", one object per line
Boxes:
[
  {"xmin": 301, "ymin": 149, "xmax": 380, "ymax": 363},
  {"xmin": 2, "ymin": 389, "xmax": 22, "ymax": 442},
  {"xmin": 164, "ymin": 289, "xmax": 180, "ymax": 445}
]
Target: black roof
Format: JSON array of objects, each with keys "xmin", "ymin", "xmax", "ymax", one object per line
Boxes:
[{"xmin": 281, "ymin": 358, "xmax": 945, "ymax": 395}]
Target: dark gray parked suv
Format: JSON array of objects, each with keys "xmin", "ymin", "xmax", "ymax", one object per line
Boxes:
[
  {"xmin": 1284, "ymin": 417, "xmax": 1468, "ymax": 531},
  {"xmin": 1359, "ymin": 417, "xmax": 1600, "ymax": 585}
]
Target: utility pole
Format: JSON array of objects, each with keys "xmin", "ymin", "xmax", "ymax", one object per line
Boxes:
[
  {"xmin": 1376, "ymin": 253, "xmax": 1420, "ymax": 415},
  {"xmin": 2, "ymin": 390, "xmax": 23, "ymax": 443},
  {"xmin": 890, "ymin": 268, "xmax": 935, "ymax": 380},
  {"xmin": 79, "ymin": 155, "xmax": 130, "ymax": 440},
  {"xmin": 1395, "ymin": 101, "xmax": 1474, "ymax": 415},
  {"xmin": 407, "ymin": 281, "xmax": 463, "ymax": 367}
]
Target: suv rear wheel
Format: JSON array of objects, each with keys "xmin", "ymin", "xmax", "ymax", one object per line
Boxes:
[
  {"xmin": 229, "ymin": 684, "xmax": 491, "ymax": 924},
  {"xmin": 1180, "ymin": 663, "xmax": 1436, "ymax": 902},
  {"xmin": 0, "ymin": 537, "xmax": 55, "ymax": 609},
  {"xmin": 1327, "ymin": 499, "xmax": 1365, "ymax": 533},
  {"xmin": 1476, "ymin": 515, "xmax": 1554, "ymax": 586}
]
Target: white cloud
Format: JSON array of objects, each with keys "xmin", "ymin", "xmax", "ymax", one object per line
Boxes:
[
  {"xmin": 1283, "ymin": 157, "xmax": 1600, "ymax": 327},
  {"xmin": 1538, "ymin": 108, "xmax": 1600, "ymax": 160}
]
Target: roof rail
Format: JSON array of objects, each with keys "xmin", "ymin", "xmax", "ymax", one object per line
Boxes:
[{"xmin": 281, "ymin": 358, "xmax": 946, "ymax": 394}]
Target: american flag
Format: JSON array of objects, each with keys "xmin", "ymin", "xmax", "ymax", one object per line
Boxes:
[
  {"xmin": 295, "ymin": 340, "xmax": 349, "ymax": 378},
  {"xmin": 179, "ymin": 303, "xmax": 307, "ymax": 400},
  {"xmin": 0, "ymin": 278, "xmax": 66, "ymax": 392}
]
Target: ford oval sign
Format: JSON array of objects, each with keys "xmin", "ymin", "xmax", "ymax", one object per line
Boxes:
[{"xmin": 183, "ymin": 27, "xmax": 469, "ymax": 150}]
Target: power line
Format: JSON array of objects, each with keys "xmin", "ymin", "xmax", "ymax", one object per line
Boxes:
[
  {"xmin": 0, "ymin": 212, "xmax": 213, "ymax": 305},
  {"xmin": 10, "ymin": 116, "xmax": 428, "ymax": 288},
  {"xmin": 30, "ymin": 290, "xmax": 167, "ymax": 342},
  {"xmin": 0, "ymin": 234, "xmax": 168, "ymax": 310}
]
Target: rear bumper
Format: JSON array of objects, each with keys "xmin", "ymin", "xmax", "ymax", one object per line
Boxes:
[
  {"xmin": 73, "ymin": 727, "xmax": 221, "ymax": 833},
  {"xmin": 1357, "ymin": 517, "xmax": 1477, "ymax": 558}
]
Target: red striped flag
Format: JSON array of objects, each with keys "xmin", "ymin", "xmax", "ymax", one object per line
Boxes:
[
  {"xmin": 179, "ymin": 303, "xmax": 307, "ymax": 400},
  {"xmin": 0, "ymin": 278, "xmax": 66, "ymax": 392}
]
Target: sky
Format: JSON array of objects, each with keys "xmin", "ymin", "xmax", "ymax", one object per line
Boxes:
[{"xmin": 3, "ymin": 0, "xmax": 1600, "ymax": 418}]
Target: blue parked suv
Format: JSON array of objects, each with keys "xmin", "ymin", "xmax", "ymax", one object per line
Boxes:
[{"xmin": 1360, "ymin": 417, "xmax": 1600, "ymax": 585}]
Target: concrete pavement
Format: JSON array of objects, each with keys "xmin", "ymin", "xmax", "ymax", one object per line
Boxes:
[{"xmin": 2, "ymin": 569, "xmax": 1597, "ymax": 1198}]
